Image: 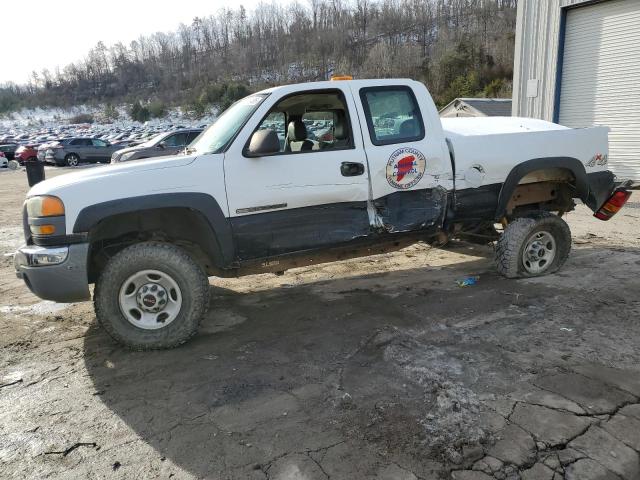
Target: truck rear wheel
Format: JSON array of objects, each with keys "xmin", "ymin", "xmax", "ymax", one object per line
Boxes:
[
  {"xmin": 495, "ymin": 213, "xmax": 571, "ymax": 279},
  {"xmin": 94, "ymin": 242, "xmax": 210, "ymax": 349}
]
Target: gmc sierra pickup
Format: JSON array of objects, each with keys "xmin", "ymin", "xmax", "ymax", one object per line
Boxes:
[{"xmin": 14, "ymin": 78, "xmax": 631, "ymax": 349}]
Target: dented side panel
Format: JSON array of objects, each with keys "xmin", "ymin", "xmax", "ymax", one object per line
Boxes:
[{"xmin": 373, "ymin": 187, "xmax": 448, "ymax": 233}]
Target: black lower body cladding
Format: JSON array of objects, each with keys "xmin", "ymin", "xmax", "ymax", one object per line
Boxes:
[
  {"xmin": 230, "ymin": 201, "xmax": 372, "ymax": 261},
  {"xmin": 585, "ymin": 170, "xmax": 617, "ymax": 211}
]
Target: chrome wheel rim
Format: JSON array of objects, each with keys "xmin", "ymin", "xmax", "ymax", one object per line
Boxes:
[
  {"xmin": 118, "ymin": 269, "xmax": 182, "ymax": 330},
  {"xmin": 67, "ymin": 155, "xmax": 78, "ymax": 166},
  {"xmin": 522, "ymin": 230, "xmax": 556, "ymax": 274}
]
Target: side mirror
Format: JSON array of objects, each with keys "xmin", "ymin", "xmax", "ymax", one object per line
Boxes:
[
  {"xmin": 246, "ymin": 129, "xmax": 280, "ymax": 157},
  {"xmin": 158, "ymin": 141, "xmax": 166, "ymax": 149}
]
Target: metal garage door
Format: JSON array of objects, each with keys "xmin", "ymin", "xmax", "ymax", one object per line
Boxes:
[{"xmin": 559, "ymin": 0, "xmax": 640, "ymax": 181}]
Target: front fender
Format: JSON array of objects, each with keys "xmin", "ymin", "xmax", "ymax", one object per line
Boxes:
[{"xmin": 73, "ymin": 192, "xmax": 235, "ymax": 267}]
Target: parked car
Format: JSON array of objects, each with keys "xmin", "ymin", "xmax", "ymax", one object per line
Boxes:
[
  {"xmin": 38, "ymin": 138, "xmax": 123, "ymax": 166},
  {"xmin": 14, "ymin": 78, "xmax": 629, "ymax": 350},
  {"xmin": 14, "ymin": 145, "xmax": 39, "ymax": 164},
  {"xmin": 0, "ymin": 143, "xmax": 17, "ymax": 160},
  {"xmin": 0, "ymin": 151, "xmax": 7, "ymax": 168},
  {"xmin": 111, "ymin": 129, "xmax": 203, "ymax": 163}
]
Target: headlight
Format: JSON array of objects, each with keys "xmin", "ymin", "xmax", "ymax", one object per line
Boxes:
[
  {"xmin": 120, "ymin": 152, "xmax": 136, "ymax": 161},
  {"xmin": 26, "ymin": 195, "xmax": 65, "ymax": 218}
]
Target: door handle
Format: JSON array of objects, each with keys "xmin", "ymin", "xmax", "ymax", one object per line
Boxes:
[{"xmin": 341, "ymin": 162, "xmax": 365, "ymax": 177}]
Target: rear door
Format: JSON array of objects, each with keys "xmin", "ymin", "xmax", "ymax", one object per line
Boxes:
[
  {"xmin": 91, "ymin": 139, "xmax": 110, "ymax": 161},
  {"xmin": 224, "ymin": 86, "xmax": 371, "ymax": 261},
  {"xmin": 350, "ymin": 82, "xmax": 451, "ymax": 232}
]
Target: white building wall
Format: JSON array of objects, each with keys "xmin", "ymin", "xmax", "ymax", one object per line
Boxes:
[{"xmin": 512, "ymin": 0, "xmax": 606, "ymax": 120}]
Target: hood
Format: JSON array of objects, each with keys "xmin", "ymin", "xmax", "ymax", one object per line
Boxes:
[{"xmin": 28, "ymin": 154, "xmax": 197, "ymax": 197}]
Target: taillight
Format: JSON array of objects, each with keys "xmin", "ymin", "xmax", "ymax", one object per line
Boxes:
[{"xmin": 594, "ymin": 189, "xmax": 632, "ymax": 221}]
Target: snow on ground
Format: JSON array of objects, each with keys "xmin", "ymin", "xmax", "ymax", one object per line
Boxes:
[{"xmin": 0, "ymin": 104, "xmax": 217, "ymax": 130}]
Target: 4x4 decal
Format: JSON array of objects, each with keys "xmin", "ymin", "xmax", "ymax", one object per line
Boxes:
[{"xmin": 586, "ymin": 153, "xmax": 608, "ymax": 167}]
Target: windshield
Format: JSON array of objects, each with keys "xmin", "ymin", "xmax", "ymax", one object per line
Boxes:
[{"xmin": 190, "ymin": 94, "xmax": 268, "ymax": 154}]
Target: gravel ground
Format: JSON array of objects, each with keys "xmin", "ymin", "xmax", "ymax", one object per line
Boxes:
[{"xmin": 1, "ymin": 166, "xmax": 639, "ymax": 480}]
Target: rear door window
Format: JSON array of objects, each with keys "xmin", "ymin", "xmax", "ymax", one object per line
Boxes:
[
  {"xmin": 164, "ymin": 133, "xmax": 188, "ymax": 147},
  {"xmin": 359, "ymin": 86, "xmax": 425, "ymax": 146}
]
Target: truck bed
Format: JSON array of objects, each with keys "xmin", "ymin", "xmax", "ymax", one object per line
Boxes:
[{"xmin": 442, "ymin": 117, "xmax": 610, "ymax": 189}]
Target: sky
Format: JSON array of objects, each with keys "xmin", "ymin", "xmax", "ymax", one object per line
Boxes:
[{"xmin": 1, "ymin": 0, "xmax": 265, "ymax": 85}]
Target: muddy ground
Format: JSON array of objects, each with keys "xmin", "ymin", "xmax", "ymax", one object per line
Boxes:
[{"xmin": 1, "ymin": 166, "xmax": 639, "ymax": 480}]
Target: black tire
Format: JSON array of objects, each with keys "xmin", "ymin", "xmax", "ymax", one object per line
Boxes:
[
  {"xmin": 495, "ymin": 212, "xmax": 571, "ymax": 279},
  {"xmin": 94, "ymin": 242, "xmax": 210, "ymax": 350},
  {"xmin": 65, "ymin": 153, "xmax": 80, "ymax": 167}
]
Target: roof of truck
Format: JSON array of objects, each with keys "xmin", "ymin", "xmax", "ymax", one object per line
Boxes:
[{"xmin": 255, "ymin": 78, "xmax": 417, "ymax": 95}]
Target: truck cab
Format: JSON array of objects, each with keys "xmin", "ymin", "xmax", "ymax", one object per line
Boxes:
[
  {"xmin": 217, "ymin": 79, "xmax": 452, "ymax": 260},
  {"xmin": 14, "ymin": 78, "xmax": 629, "ymax": 349}
]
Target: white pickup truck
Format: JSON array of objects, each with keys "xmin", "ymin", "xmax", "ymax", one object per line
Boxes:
[{"xmin": 15, "ymin": 78, "xmax": 630, "ymax": 349}]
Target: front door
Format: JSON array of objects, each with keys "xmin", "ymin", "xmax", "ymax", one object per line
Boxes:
[
  {"xmin": 70, "ymin": 138, "xmax": 92, "ymax": 161},
  {"xmin": 224, "ymin": 87, "xmax": 371, "ymax": 261}
]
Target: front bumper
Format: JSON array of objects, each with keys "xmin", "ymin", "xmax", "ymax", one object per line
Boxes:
[{"xmin": 14, "ymin": 243, "xmax": 91, "ymax": 302}]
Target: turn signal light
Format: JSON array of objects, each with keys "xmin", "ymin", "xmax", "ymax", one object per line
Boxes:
[
  {"xmin": 594, "ymin": 189, "xmax": 631, "ymax": 221},
  {"xmin": 30, "ymin": 224, "xmax": 56, "ymax": 235}
]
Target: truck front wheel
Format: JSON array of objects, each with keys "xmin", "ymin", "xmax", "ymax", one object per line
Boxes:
[
  {"xmin": 94, "ymin": 242, "xmax": 210, "ymax": 349},
  {"xmin": 495, "ymin": 213, "xmax": 571, "ymax": 278}
]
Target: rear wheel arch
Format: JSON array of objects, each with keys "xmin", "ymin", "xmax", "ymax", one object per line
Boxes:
[{"xmin": 496, "ymin": 157, "xmax": 589, "ymax": 219}]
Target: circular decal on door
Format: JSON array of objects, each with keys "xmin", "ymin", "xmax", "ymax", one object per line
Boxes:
[{"xmin": 386, "ymin": 147, "xmax": 426, "ymax": 190}]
